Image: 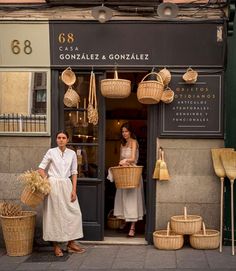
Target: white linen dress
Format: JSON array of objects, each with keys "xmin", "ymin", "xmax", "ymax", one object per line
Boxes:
[
  {"xmin": 38, "ymin": 147, "xmax": 83, "ymax": 242},
  {"xmin": 113, "ymin": 144, "xmax": 145, "ymax": 222}
]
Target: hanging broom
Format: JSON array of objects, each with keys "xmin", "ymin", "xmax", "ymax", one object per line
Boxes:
[
  {"xmin": 153, "ymin": 147, "xmax": 162, "ymax": 179},
  {"xmin": 159, "ymin": 149, "xmax": 170, "ymax": 181},
  {"xmin": 220, "ymin": 150, "xmax": 236, "ymax": 256},
  {"xmin": 211, "ymin": 148, "xmax": 234, "ymax": 253}
]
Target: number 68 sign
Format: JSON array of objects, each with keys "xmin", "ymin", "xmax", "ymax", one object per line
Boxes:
[{"xmin": 11, "ymin": 39, "xmax": 33, "ymax": 55}]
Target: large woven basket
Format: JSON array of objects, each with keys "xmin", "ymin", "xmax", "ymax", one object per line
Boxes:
[
  {"xmin": 61, "ymin": 67, "xmax": 76, "ymax": 86},
  {"xmin": 190, "ymin": 222, "xmax": 220, "ymax": 249},
  {"xmin": 101, "ymin": 70, "xmax": 131, "ymax": 98},
  {"xmin": 170, "ymin": 207, "xmax": 202, "ymax": 235},
  {"xmin": 0, "ymin": 211, "xmax": 36, "ymax": 256},
  {"xmin": 111, "ymin": 165, "xmax": 143, "ymax": 189},
  {"xmin": 21, "ymin": 186, "xmax": 45, "ymax": 208},
  {"xmin": 107, "ymin": 209, "xmax": 123, "ymax": 229},
  {"xmin": 137, "ymin": 72, "xmax": 164, "ymax": 104},
  {"xmin": 153, "ymin": 222, "xmax": 184, "ymax": 250}
]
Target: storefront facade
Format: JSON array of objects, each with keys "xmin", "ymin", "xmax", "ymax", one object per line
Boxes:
[{"xmin": 0, "ymin": 2, "xmax": 235, "ymax": 246}]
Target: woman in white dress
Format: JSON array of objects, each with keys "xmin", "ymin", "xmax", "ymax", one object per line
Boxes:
[
  {"xmin": 38, "ymin": 131, "xmax": 85, "ymax": 257},
  {"xmin": 114, "ymin": 122, "xmax": 145, "ymax": 237}
]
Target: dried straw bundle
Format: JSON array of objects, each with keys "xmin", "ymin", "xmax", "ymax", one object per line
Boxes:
[
  {"xmin": 153, "ymin": 147, "xmax": 162, "ymax": 179},
  {"xmin": 18, "ymin": 170, "xmax": 51, "ymax": 195},
  {"xmin": 211, "ymin": 148, "xmax": 233, "ymax": 178},
  {"xmin": 159, "ymin": 150, "xmax": 170, "ymax": 181},
  {"xmin": 220, "ymin": 151, "xmax": 236, "ymax": 180},
  {"xmin": 1, "ymin": 202, "xmax": 22, "ymax": 217}
]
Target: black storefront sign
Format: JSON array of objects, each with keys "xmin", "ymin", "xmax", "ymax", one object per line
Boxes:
[
  {"xmin": 49, "ymin": 21, "xmax": 226, "ymax": 67},
  {"xmin": 159, "ymin": 74, "xmax": 223, "ymax": 138}
]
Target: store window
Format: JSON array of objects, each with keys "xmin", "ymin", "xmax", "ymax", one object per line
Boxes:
[{"xmin": 0, "ymin": 70, "xmax": 50, "ymax": 135}]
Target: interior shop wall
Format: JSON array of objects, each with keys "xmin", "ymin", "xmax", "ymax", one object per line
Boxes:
[
  {"xmin": 155, "ymin": 138, "xmax": 224, "ymax": 230},
  {"xmin": 0, "ymin": 137, "xmax": 51, "ymax": 247}
]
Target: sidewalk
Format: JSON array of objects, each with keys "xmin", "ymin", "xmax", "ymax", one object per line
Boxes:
[{"xmin": 0, "ymin": 244, "xmax": 236, "ymax": 271}]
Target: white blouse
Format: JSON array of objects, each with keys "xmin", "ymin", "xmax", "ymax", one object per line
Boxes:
[{"xmin": 39, "ymin": 147, "xmax": 78, "ymax": 179}]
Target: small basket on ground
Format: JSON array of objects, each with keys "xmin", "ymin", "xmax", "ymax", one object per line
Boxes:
[
  {"xmin": 101, "ymin": 70, "xmax": 131, "ymax": 98},
  {"xmin": 161, "ymin": 87, "xmax": 175, "ymax": 104},
  {"xmin": 110, "ymin": 165, "xmax": 143, "ymax": 189},
  {"xmin": 182, "ymin": 68, "xmax": 198, "ymax": 84},
  {"xmin": 61, "ymin": 67, "xmax": 76, "ymax": 86},
  {"xmin": 107, "ymin": 209, "xmax": 123, "ymax": 230},
  {"xmin": 170, "ymin": 207, "xmax": 202, "ymax": 235},
  {"xmin": 137, "ymin": 72, "xmax": 164, "ymax": 104},
  {"xmin": 21, "ymin": 186, "xmax": 45, "ymax": 208},
  {"xmin": 0, "ymin": 211, "xmax": 36, "ymax": 256},
  {"xmin": 153, "ymin": 222, "xmax": 184, "ymax": 250},
  {"xmin": 190, "ymin": 222, "xmax": 220, "ymax": 249}
]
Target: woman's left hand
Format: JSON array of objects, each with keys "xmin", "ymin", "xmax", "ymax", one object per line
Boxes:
[
  {"xmin": 119, "ymin": 159, "xmax": 129, "ymax": 166},
  {"xmin": 71, "ymin": 191, "xmax": 77, "ymax": 202}
]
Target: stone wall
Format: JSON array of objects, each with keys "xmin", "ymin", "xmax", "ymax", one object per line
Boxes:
[{"xmin": 155, "ymin": 139, "xmax": 224, "ymax": 230}]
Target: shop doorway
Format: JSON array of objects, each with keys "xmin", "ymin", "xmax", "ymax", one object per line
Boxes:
[{"xmin": 104, "ymin": 72, "xmax": 148, "ymax": 241}]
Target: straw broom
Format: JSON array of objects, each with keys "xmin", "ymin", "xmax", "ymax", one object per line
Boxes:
[
  {"xmin": 159, "ymin": 149, "xmax": 170, "ymax": 181},
  {"xmin": 211, "ymin": 148, "xmax": 234, "ymax": 253},
  {"xmin": 153, "ymin": 147, "xmax": 162, "ymax": 179},
  {"xmin": 220, "ymin": 151, "xmax": 236, "ymax": 256}
]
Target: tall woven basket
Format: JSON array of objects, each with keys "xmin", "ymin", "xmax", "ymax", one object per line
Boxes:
[
  {"xmin": 101, "ymin": 70, "xmax": 131, "ymax": 98},
  {"xmin": 137, "ymin": 72, "xmax": 164, "ymax": 104},
  {"xmin": 111, "ymin": 166, "xmax": 143, "ymax": 189},
  {"xmin": 21, "ymin": 186, "xmax": 45, "ymax": 208},
  {"xmin": 0, "ymin": 211, "xmax": 36, "ymax": 256}
]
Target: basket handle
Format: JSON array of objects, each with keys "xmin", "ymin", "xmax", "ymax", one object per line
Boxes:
[
  {"xmin": 140, "ymin": 72, "xmax": 163, "ymax": 84},
  {"xmin": 184, "ymin": 206, "xmax": 187, "ymax": 220},
  {"xmin": 202, "ymin": 222, "xmax": 206, "ymax": 235},
  {"xmin": 114, "ymin": 70, "xmax": 119, "ymax": 80},
  {"xmin": 186, "ymin": 67, "xmax": 194, "ymax": 72},
  {"xmin": 167, "ymin": 221, "xmax": 170, "ymax": 236},
  {"xmin": 107, "ymin": 209, "xmax": 114, "ymax": 219}
]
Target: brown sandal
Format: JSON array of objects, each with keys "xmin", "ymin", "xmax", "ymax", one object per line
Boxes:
[
  {"xmin": 67, "ymin": 243, "xmax": 86, "ymax": 254},
  {"xmin": 54, "ymin": 246, "xmax": 63, "ymax": 257},
  {"xmin": 127, "ymin": 228, "xmax": 135, "ymax": 238}
]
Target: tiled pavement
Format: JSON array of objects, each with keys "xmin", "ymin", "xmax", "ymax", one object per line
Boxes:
[{"xmin": 0, "ymin": 245, "xmax": 236, "ymax": 271}]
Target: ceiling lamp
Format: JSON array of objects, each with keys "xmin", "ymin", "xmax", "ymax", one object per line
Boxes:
[
  {"xmin": 92, "ymin": 5, "xmax": 113, "ymax": 23},
  {"xmin": 157, "ymin": 2, "xmax": 179, "ymax": 18}
]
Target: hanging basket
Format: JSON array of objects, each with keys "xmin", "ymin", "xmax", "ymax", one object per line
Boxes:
[
  {"xmin": 61, "ymin": 67, "xmax": 76, "ymax": 86},
  {"xmin": 161, "ymin": 87, "xmax": 175, "ymax": 104},
  {"xmin": 182, "ymin": 68, "xmax": 198, "ymax": 84},
  {"xmin": 21, "ymin": 186, "xmax": 45, "ymax": 208},
  {"xmin": 63, "ymin": 87, "xmax": 80, "ymax": 108},
  {"xmin": 158, "ymin": 68, "xmax": 171, "ymax": 86},
  {"xmin": 107, "ymin": 209, "xmax": 123, "ymax": 229},
  {"xmin": 137, "ymin": 72, "xmax": 164, "ymax": 104},
  {"xmin": 101, "ymin": 70, "xmax": 131, "ymax": 99},
  {"xmin": 0, "ymin": 211, "xmax": 36, "ymax": 256},
  {"xmin": 190, "ymin": 222, "xmax": 220, "ymax": 249},
  {"xmin": 110, "ymin": 165, "xmax": 143, "ymax": 189},
  {"xmin": 170, "ymin": 207, "xmax": 202, "ymax": 235},
  {"xmin": 153, "ymin": 222, "xmax": 184, "ymax": 250}
]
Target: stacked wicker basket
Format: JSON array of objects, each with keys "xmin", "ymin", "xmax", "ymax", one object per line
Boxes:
[{"xmin": 153, "ymin": 207, "xmax": 220, "ymax": 250}]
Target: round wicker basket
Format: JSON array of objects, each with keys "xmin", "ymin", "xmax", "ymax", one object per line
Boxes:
[
  {"xmin": 101, "ymin": 70, "xmax": 131, "ymax": 99},
  {"xmin": 183, "ymin": 68, "xmax": 198, "ymax": 84},
  {"xmin": 153, "ymin": 222, "xmax": 184, "ymax": 250},
  {"xmin": 158, "ymin": 68, "xmax": 171, "ymax": 86},
  {"xmin": 61, "ymin": 67, "xmax": 76, "ymax": 86},
  {"xmin": 0, "ymin": 211, "xmax": 36, "ymax": 256},
  {"xmin": 190, "ymin": 222, "xmax": 220, "ymax": 249},
  {"xmin": 107, "ymin": 209, "xmax": 123, "ymax": 229},
  {"xmin": 161, "ymin": 87, "xmax": 175, "ymax": 104},
  {"xmin": 170, "ymin": 207, "xmax": 202, "ymax": 235},
  {"xmin": 21, "ymin": 186, "xmax": 45, "ymax": 208},
  {"xmin": 137, "ymin": 72, "xmax": 164, "ymax": 104},
  {"xmin": 63, "ymin": 87, "xmax": 80, "ymax": 107},
  {"xmin": 110, "ymin": 165, "xmax": 143, "ymax": 189}
]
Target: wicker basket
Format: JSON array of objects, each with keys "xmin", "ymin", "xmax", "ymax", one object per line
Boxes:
[
  {"xmin": 190, "ymin": 222, "xmax": 220, "ymax": 249},
  {"xmin": 153, "ymin": 222, "xmax": 184, "ymax": 250},
  {"xmin": 107, "ymin": 209, "xmax": 123, "ymax": 229},
  {"xmin": 0, "ymin": 211, "xmax": 36, "ymax": 256},
  {"xmin": 137, "ymin": 72, "xmax": 164, "ymax": 104},
  {"xmin": 63, "ymin": 87, "xmax": 80, "ymax": 107},
  {"xmin": 182, "ymin": 68, "xmax": 198, "ymax": 84},
  {"xmin": 101, "ymin": 70, "xmax": 131, "ymax": 98},
  {"xmin": 110, "ymin": 165, "xmax": 143, "ymax": 189},
  {"xmin": 61, "ymin": 67, "xmax": 76, "ymax": 86},
  {"xmin": 170, "ymin": 207, "xmax": 202, "ymax": 235},
  {"xmin": 158, "ymin": 68, "xmax": 171, "ymax": 86},
  {"xmin": 161, "ymin": 87, "xmax": 175, "ymax": 104},
  {"xmin": 21, "ymin": 186, "xmax": 45, "ymax": 208}
]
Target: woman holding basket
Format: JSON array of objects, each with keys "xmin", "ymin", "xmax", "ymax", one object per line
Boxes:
[
  {"xmin": 38, "ymin": 130, "xmax": 85, "ymax": 257},
  {"xmin": 113, "ymin": 122, "xmax": 145, "ymax": 237}
]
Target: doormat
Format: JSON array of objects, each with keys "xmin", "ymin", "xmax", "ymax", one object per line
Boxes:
[{"xmin": 24, "ymin": 251, "xmax": 70, "ymax": 262}]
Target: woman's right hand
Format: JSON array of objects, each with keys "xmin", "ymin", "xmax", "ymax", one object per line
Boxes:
[{"xmin": 119, "ymin": 159, "xmax": 129, "ymax": 166}]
